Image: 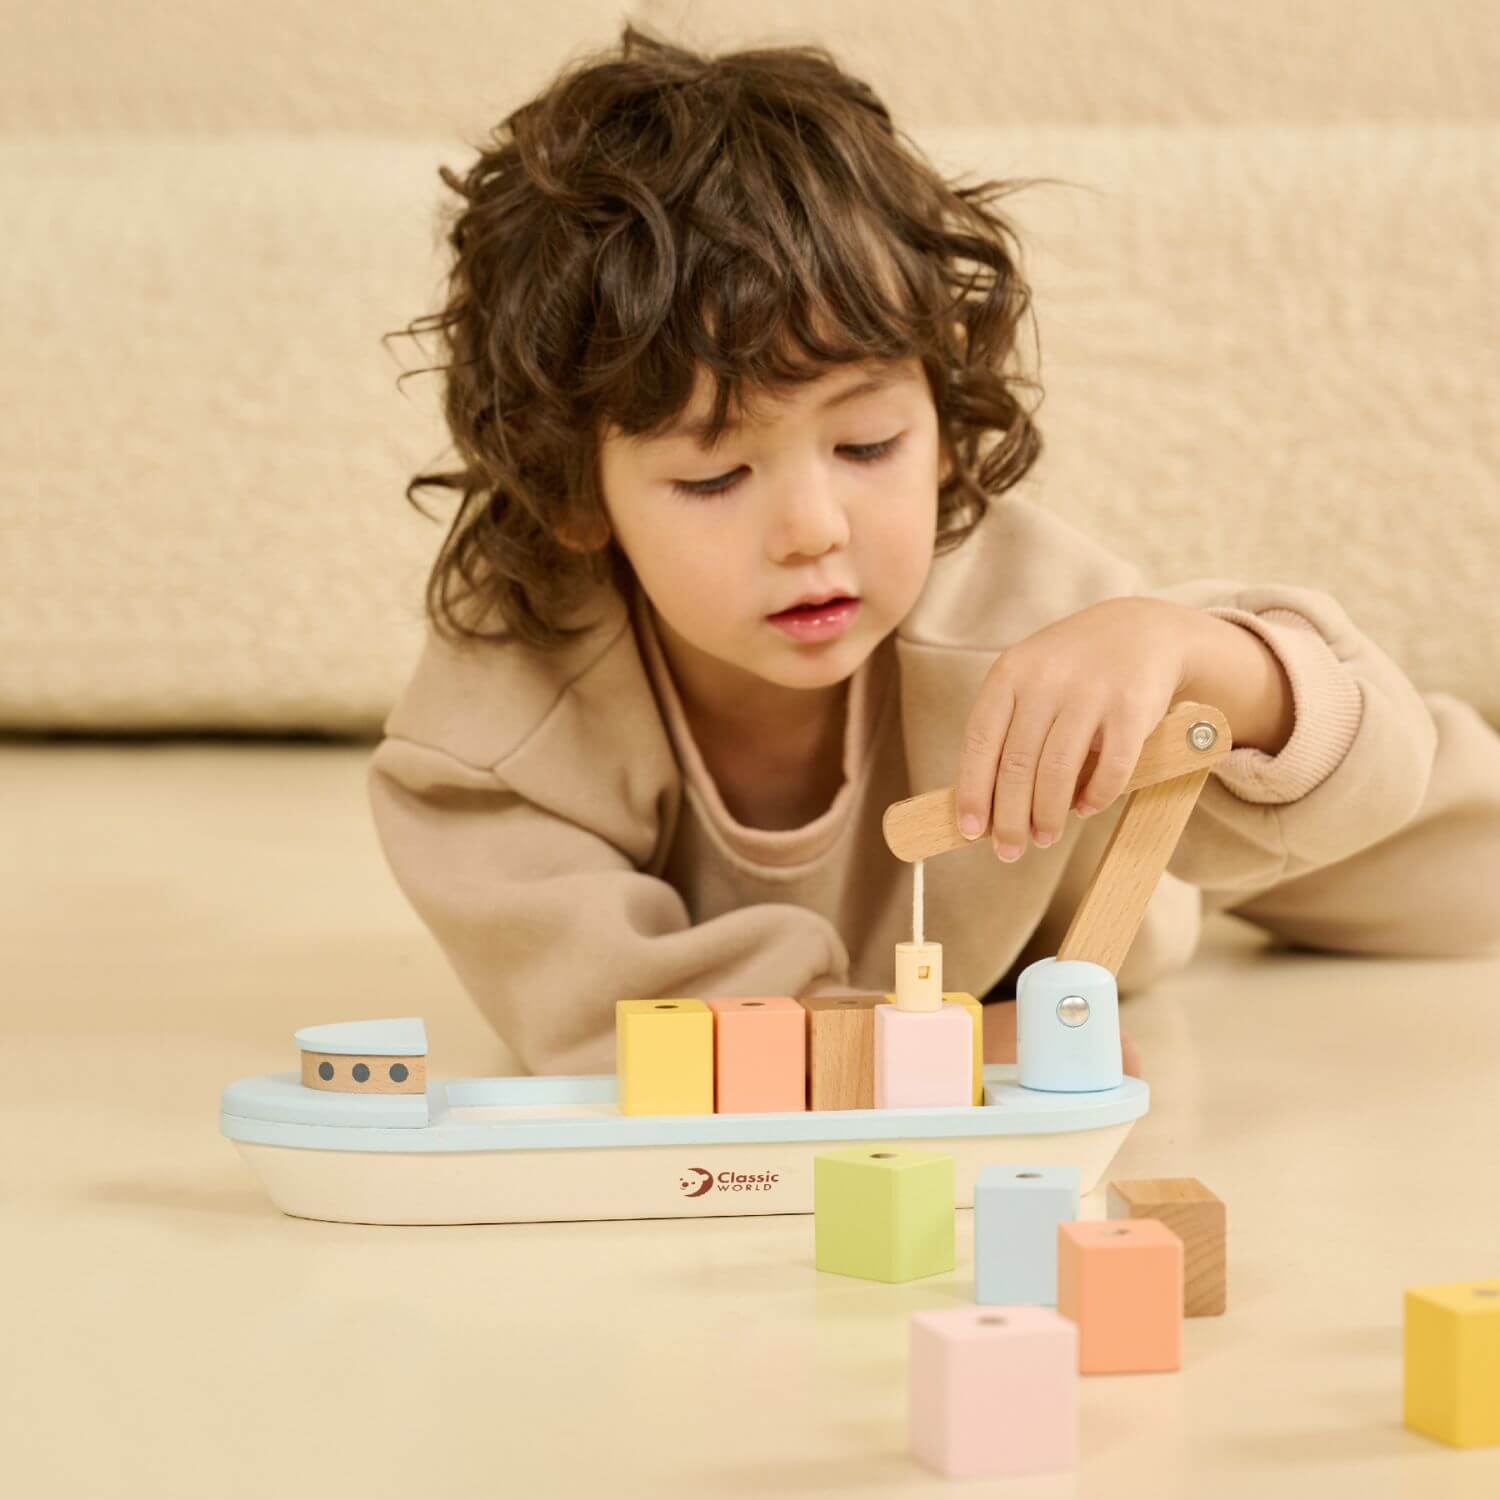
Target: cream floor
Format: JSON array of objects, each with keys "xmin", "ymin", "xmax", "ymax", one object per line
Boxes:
[{"xmin": 5, "ymin": 737, "xmax": 1498, "ymax": 1498}]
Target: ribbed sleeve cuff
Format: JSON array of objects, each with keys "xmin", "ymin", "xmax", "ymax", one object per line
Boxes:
[{"xmin": 1199, "ymin": 606, "xmax": 1365, "ymax": 806}]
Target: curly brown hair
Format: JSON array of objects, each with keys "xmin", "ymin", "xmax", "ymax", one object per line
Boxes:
[{"xmin": 384, "ymin": 19, "xmax": 1065, "ymax": 652}]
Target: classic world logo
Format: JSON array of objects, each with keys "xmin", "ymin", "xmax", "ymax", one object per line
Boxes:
[{"xmin": 678, "ymin": 1166, "xmax": 781, "ymax": 1197}]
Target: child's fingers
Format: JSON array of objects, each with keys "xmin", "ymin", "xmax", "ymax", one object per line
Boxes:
[
  {"xmin": 1072, "ymin": 740, "xmax": 1102, "ymax": 808},
  {"xmin": 1029, "ymin": 707, "xmax": 1101, "ymax": 847},
  {"xmin": 1074, "ymin": 709, "xmax": 1151, "ymax": 818},
  {"xmin": 987, "ymin": 698, "xmax": 1059, "ymax": 860},
  {"xmin": 954, "ymin": 676, "xmax": 1017, "ymax": 841}
]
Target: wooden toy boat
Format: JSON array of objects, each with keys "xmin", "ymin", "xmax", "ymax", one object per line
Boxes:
[
  {"xmin": 220, "ymin": 701, "xmax": 1227, "ymax": 1228},
  {"xmin": 219, "ymin": 1034, "xmax": 1148, "ymax": 1225}
]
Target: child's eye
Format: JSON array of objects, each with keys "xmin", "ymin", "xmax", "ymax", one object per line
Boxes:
[{"xmin": 669, "ymin": 434, "xmax": 904, "ymax": 499}]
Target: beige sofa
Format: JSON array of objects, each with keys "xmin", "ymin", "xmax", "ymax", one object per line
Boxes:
[{"xmin": 8, "ymin": 5, "xmax": 1498, "ymax": 1494}]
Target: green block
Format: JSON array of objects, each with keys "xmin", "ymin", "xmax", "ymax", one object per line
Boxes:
[{"xmin": 814, "ymin": 1146, "xmax": 955, "ymax": 1283}]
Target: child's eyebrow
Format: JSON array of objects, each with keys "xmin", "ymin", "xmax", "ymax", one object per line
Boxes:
[{"xmin": 663, "ymin": 369, "xmax": 910, "ymax": 451}]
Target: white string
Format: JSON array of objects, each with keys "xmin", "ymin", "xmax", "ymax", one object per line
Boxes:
[{"xmin": 913, "ymin": 857, "xmax": 924, "ymax": 947}]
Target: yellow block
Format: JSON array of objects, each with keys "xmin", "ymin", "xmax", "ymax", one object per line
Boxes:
[
  {"xmin": 1404, "ymin": 1279, "xmax": 1500, "ymax": 1447},
  {"xmin": 882, "ymin": 991, "xmax": 983, "ymax": 1104},
  {"xmin": 616, "ymin": 998, "xmax": 714, "ymax": 1116},
  {"xmin": 947, "ymin": 993, "xmax": 984, "ymax": 1104}
]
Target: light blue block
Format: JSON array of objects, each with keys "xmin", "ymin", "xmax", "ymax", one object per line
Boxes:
[{"xmin": 973, "ymin": 1163, "xmax": 1081, "ymax": 1306}]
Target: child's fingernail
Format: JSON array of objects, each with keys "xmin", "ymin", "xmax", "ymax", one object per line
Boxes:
[
  {"xmin": 993, "ymin": 841, "xmax": 1022, "ymax": 862},
  {"xmin": 1034, "ymin": 830, "xmax": 1056, "ymax": 847},
  {"xmin": 959, "ymin": 814, "xmax": 982, "ymax": 839},
  {"xmin": 1075, "ymin": 801, "xmax": 1097, "ymax": 818}
]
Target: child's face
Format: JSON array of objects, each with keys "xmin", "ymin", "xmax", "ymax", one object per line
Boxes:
[{"xmin": 597, "ymin": 354, "xmax": 951, "ymax": 713}]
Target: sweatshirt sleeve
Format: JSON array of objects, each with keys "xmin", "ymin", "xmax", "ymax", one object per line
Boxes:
[
  {"xmin": 366, "ymin": 734, "xmax": 854, "ymax": 1076},
  {"xmin": 1143, "ymin": 578, "xmax": 1500, "ymax": 957}
]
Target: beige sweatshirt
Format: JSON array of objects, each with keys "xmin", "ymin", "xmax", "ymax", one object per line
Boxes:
[{"xmin": 367, "ymin": 492, "xmax": 1500, "ymax": 1075}]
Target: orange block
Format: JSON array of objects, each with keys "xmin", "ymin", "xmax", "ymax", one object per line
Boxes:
[
  {"xmin": 1057, "ymin": 1219, "xmax": 1184, "ymax": 1374},
  {"xmin": 705, "ymin": 997, "xmax": 807, "ymax": 1113}
]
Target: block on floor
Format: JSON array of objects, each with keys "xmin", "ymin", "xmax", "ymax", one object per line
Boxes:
[
  {"xmin": 814, "ymin": 1145, "xmax": 954, "ymax": 1282},
  {"xmin": 1057, "ymin": 1218, "xmax": 1184, "ymax": 1373},
  {"xmin": 909, "ymin": 1305, "xmax": 1078, "ymax": 1479},
  {"xmin": 974, "ymin": 1163, "xmax": 1080, "ymax": 1306},
  {"xmin": 1404, "ymin": 1279, "xmax": 1500, "ymax": 1448}
]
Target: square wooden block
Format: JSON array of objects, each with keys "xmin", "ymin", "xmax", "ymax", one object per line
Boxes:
[
  {"xmin": 1057, "ymin": 1219, "xmax": 1184, "ymax": 1374},
  {"xmin": 705, "ymin": 996, "xmax": 806, "ymax": 1113},
  {"xmin": 615, "ymin": 998, "xmax": 713, "ymax": 1116},
  {"xmin": 1405, "ymin": 1279, "xmax": 1500, "ymax": 1447},
  {"xmin": 801, "ymin": 993, "xmax": 885, "ymax": 1110},
  {"xmin": 814, "ymin": 1145, "xmax": 954, "ymax": 1283},
  {"xmin": 883, "ymin": 992, "xmax": 983, "ymax": 1104},
  {"xmin": 974, "ymin": 1163, "xmax": 1080, "ymax": 1306},
  {"xmin": 909, "ymin": 1305, "xmax": 1078, "ymax": 1478},
  {"xmin": 873, "ymin": 1002, "xmax": 971, "ymax": 1108}
]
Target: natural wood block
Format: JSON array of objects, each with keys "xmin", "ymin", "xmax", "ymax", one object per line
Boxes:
[
  {"xmin": 705, "ymin": 996, "xmax": 806, "ymax": 1113},
  {"xmin": 800, "ymin": 993, "xmax": 884, "ymax": 1110},
  {"xmin": 615, "ymin": 998, "xmax": 713, "ymax": 1116},
  {"xmin": 299, "ymin": 1052, "xmax": 427, "ymax": 1093},
  {"xmin": 1057, "ymin": 1219, "xmax": 1184, "ymax": 1374},
  {"xmin": 1405, "ymin": 1279, "xmax": 1500, "ymax": 1447},
  {"xmin": 1106, "ymin": 1177, "xmax": 1226, "ymax": 1316}
]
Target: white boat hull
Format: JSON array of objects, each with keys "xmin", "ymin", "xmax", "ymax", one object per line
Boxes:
[{"xmin": 231, "ymin": 1122, "xmax": 1136, "ymax": 1225}]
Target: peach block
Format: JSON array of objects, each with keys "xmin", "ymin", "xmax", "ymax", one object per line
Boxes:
[
  {"xmin": 1057, "ymin": 1218, "xmax": 1184, "ymax": 1374},
  {"xmin": 705, "ymin": 996, "xmax": 807, "ymax": 1113}
]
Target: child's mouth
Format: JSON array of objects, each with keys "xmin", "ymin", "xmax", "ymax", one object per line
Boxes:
[
  {"xmin": 767, "ymin": 597, "xmax": 861, "ymax": 640},
  {"xmin": 769, "ymin": 595, "xmax": 858, "ymax": 619}
]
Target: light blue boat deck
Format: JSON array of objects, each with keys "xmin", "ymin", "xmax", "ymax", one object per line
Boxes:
[{"xmin": 219, "ymin": 1065, "xmax": 1149, "ymax": 1154}]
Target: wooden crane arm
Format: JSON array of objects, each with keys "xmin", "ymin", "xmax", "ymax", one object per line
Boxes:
[{"xmin": 881, "ymin": 700, "xmax": 1233, "ymax": 975}]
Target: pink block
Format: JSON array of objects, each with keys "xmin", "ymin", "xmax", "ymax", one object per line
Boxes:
[
  {"xmin": 874, "ymin": 1002, "xmax": 971, "ymax": 1108},
  {"xmin": 704, "ymin": 996, "xmax": 807, "ymax": 1113},
  {"xmin": 909, "ymin": 1305, "xmax": 1079, "ymax": 1479}
]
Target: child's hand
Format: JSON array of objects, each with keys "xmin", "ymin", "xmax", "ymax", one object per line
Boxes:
[{"xmin": 955, "ymin": 597, "xmax": 1206, "ymax": 861}]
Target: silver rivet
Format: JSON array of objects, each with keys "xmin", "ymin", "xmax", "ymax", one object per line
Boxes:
[
  {"xmin": 1188, "ymin": 720, "xmax": 1218, "ymax": 752},
  {"xmin": 1057, "ymin": 995, "xmax": 1090, "ymax": 1027}
]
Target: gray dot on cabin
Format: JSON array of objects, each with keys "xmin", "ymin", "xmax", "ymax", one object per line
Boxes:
[
  {"xmin": 352, "ymin": 1063, "xmax": 370, "ymax": 1083},
  {"xmin": 318, "ymin": 1062, "xmax": 334, "ymax": 1080},
  {"xmin": 390, "ymin": 1063, "xmax": 409, "ymax": 1082}
]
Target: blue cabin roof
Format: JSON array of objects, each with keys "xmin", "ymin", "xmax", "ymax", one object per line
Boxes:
[{"xmin": 293, "ymin": 1017, "xmax": 428, "ymax": 1057}]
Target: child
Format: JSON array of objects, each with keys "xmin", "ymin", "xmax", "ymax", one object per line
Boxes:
[{"xmin": 368, "ymin": 22, "xmax": 1500, "ymax": 1079}]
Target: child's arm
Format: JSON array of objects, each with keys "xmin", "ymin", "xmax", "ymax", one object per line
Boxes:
[
  {"xmin": 1149, "ymin": 577, "xmax": 1500, "ymax": 956},
  {"xmin": 366, "ymin": 734, "xmax": 852, "ymax": 1076},
  {"xmin": 1198, "ymin": 688, "xmax": 1500, "ymax": 955}
]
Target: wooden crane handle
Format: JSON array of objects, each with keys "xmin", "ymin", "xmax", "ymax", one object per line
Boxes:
[{"xmin": 881, "ymin": 700, "xmax": 1234, "ymax": 975}]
